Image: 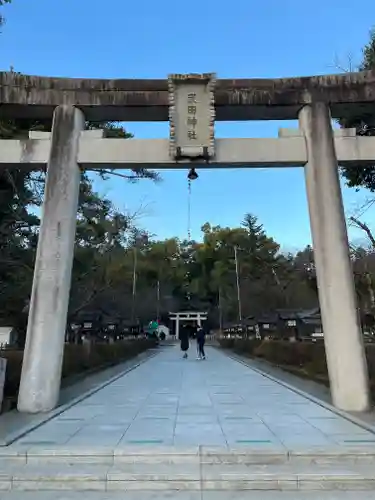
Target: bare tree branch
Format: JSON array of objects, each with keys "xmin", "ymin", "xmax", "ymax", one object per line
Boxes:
[
  {"xmin": 329, "ymin": 52, "xmax": 358, "ymax": 73},
  {"xmin": 69, "ymin": 283, "xmax": 113, "ymax": 318},
  {"xmin": 350, "ymin": 216, "xmax": 375, "ymax": 248}
]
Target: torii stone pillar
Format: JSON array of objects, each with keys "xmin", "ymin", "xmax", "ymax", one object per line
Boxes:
[
  {"xmin": 18, "ymin": 106, "xmax": 84, "ymax": 413},
  {"xmin": 299, "ymin": 102, "xmax": 371, "ymax": 412}
]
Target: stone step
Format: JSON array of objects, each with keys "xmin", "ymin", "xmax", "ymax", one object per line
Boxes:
[
  {"xmin": 0, "ymin": 492, "xmax": 374, "ymax": 500},
  {"xmin": 2, "ymin": 446, "xmax": 375, "ymax": 466},
  {"xmin": 1, "ymin": 462, "xmax": 375, "ymax": 491},
  {"xmin": 200, "ymin": 447, "xmax": 375, "ymax": 466}
]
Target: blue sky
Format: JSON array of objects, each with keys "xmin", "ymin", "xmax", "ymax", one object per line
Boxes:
[{"xmin": 1, "ymin": 0, "xmax": 375, "ymax": 251}]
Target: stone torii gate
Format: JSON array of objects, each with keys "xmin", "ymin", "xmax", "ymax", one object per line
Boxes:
[
  {"xmin": 169, "ymin": 311, "xmax": 208, "ymax": 339},
  {"xmin": 1, "ymin": 70, "xmax": 375, "ymax": 414}
]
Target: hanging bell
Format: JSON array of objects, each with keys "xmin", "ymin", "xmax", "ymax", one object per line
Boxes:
[{"xmin": 187, "ymin": 168, "xmax": 198, "ymax": 181}]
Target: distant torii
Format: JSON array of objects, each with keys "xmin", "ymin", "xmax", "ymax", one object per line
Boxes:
[{"xmin": 169, "ymin": 311, "xmax": 207, "ymax": 339}]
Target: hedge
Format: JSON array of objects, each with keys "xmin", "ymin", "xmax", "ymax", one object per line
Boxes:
[
  {"xmin": 219, "ymin": 338, "xmax": 375, "ymax": 395},
  {"xmin": 1, "ymin": 338, "xmax": 157, "ymax": 413}
]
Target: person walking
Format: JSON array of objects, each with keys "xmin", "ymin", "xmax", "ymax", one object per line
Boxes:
[
  {"xmin": 179, "ymin": 323, "xmax": 190, "ymax": 358},
  {"xmin": 196, "ymin": 325, "xmax": 206, "ymax": 360}
]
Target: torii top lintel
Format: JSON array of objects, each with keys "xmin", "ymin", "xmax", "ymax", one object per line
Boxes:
[{"xmin": 1, "ymin": 70, "xmax": 375, "ymax": 121}]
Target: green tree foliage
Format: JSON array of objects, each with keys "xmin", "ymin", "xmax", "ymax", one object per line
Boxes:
[
  {"xmin": 0, "ymin": 114, "xmax": 160, "ymax": 333},
  {"xmin": 181, "ymin": 215, "xmax": 318, "ymax": 322},
  {"xmin": 340, "ymin": 27, "xmax": 375, "ymax": 190},
  {"xmin": 360, "ymin": 28, "xmax": 375, "ymax": 71}
]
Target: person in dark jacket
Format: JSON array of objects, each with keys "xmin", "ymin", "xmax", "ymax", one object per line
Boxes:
[
  {"xmin": 179, "ymin": 323, "xmax": 190, "ymax": 358},
  {"xmin": 196, "ymin": 326, "xmax": 206, "ymax": 360}
]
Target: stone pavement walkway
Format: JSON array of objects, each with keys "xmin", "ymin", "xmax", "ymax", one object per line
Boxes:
[{"xmin": 12, "ymin": 346, "xmax": 375, "ymax": 449}]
